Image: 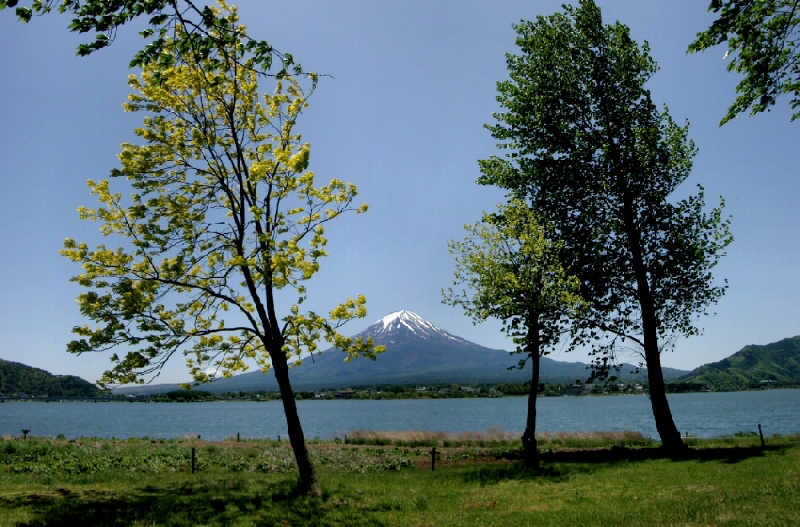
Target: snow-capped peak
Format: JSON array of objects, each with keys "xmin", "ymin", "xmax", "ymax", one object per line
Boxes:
[
  {"xmin": 360, "ymin": 310, "xmax": 467, "ymax": 345},
  {"xmin": 380, "ymin": 310, "xmax": 433, "ymax": 330}
]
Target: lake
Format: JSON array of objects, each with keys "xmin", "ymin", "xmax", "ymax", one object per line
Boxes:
[{"xmin": 0, "ymin": 390, "xmax": 797, "ymax": 441}]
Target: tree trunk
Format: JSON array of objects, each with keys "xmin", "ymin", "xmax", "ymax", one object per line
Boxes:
[
  {"xmin": 621, "ymin": 195, "xmax": 686, "ymax": 453},
  {"xmin": 271, "ymin": 352, "xmax": 321, "ymax": 496},
  {"xmin": 643, "ymin": 339, "xmax": 686, "ymax": 452},
  {"xmin": 596, "ymin": 76, "xmax": 685, "ymax": 452},
  {"xmin": 521, "ymin": 317, "xmax": 541, "ymax": 467}
]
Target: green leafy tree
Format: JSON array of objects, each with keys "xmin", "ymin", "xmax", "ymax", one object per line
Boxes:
[
  {"xmin": 444, "ymin": 200, "xmax": 585, "ymax": 466},
  {"xmin": 60, "ymin": 4, "xmax": 381, "ymax": 496},
  {"xmin": 689, "ymin": 0, "xmax": 800, "ymax": 123},
  {"xmin": 479, "ymin": 0, "xmax": 732, "ymax": 452},
  {"xmin": 0, "ymin": 0, "xmax": 296, "ymax": 76}
]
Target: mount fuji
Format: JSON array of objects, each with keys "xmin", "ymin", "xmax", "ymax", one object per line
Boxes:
[
  {"xmin": 119, "ymin": 310, "xmax": 688, "ymax": 394},
  {"xmin": 198, "ymin": 310, "xmax": 536, "ymax": 392}
]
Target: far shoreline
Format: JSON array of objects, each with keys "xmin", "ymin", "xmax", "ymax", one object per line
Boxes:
[{"xmin": 2, "ymin": 385, "xmax": 798, "ymax": 404}]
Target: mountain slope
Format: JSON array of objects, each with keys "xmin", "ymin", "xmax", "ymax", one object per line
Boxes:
[
  {"xmin": 676, "ymin": 336, "xmax": 800, "ymax": 389},
  {"xmin": 122, "ymin": 310, "xmax": 686, "ymax": 394},
  {"xmin": 0, "ymin": 358, "xmax": 101, "ymax": 397}
]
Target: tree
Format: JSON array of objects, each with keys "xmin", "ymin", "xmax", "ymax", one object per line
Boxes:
[
  {"xmin": 689, "ymin": 1, "xmax": 800, "ymax": 124},
  {"xmin": 1, "ymin": 0, "xmax": 296, "ymax": 76},
  {"xmin": 443, "ymin": 201, "xmax": 585, "ymax": 466},
  {"xmin": 478, "ymin": 0, "xmax": 732, "ymax": 452},
  {"xmin": 60, "ymin": 3, "xmax": 381, "ymax": 495}
]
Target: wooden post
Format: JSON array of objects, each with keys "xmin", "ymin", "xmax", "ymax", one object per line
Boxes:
[
  {"xmin": 431, "ymin": 447, "xmax": 437, "ymax": 471},
  {"xmin": 191, "ymin": 447, "xmax": 196, "ymax": 473},
  {"xmin": 237, "ymin": 432, "xmax": 240, "ymax": 442},
  {"xmin": 758, "ymin": 424, "xmax": 765, "ymax": 448}
]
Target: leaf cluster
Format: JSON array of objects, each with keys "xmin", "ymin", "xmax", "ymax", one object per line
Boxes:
[
  {"xmin": 1, "ymin": 0, "xmax": 298, "ymax": 77},
  {"xmin": 689, "ymin": 0, "xmax": 800, "ymax": 123}
]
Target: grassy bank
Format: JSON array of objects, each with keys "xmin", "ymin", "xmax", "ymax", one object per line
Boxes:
[{"xmin": 0, "ymin": 433, "xmax": 797, "ymax": 526}]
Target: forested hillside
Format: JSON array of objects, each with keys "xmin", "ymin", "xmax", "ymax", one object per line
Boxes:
[
  {"xmin": 677, "ymin": 336, "xmax": 800, "ymax": 390},
  {"xmin": 0, "ymin": 359, "xmax": 101, "ymax": 397}
]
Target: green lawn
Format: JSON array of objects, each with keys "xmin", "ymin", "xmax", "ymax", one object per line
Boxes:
[{"xmin": 0, "ymin": 435, "xmax": 797, "ymax": 526}]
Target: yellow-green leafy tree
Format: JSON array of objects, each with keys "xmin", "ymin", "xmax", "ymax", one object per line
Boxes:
[
  {"xmin": 61, "ymin": 2, "xmax": 381, "ymax": 496},
  {"xmin": 443, "ymin": 200, "xmax": 585, "ymax": 466}
]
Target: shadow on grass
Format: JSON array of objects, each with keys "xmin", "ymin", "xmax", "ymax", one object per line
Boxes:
[
  {"xmin": 462, "ymin": 444, "xmax": 790, "ymax": 486},
  {"xmin": 540, "ymin": 444, "xmax": 789, "ymax": 465},
  {"xmin": 2, "ymin": 475, "xmax": 384, "ymax": 527}
]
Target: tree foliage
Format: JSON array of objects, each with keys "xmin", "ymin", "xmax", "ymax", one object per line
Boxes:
[
  {"xmin": 479, "ymin": 0, "xmax": 732, "ymax": 450},
  {"xmin": 444, "ymin": 200, "xmax": 585, "ymax": 465},
  {"xmin": 0, "ymin": 0, "xmax": 296, "ymax": 76},
  {"xmin": 444, "ymin": 201, "xmax": 584, "ymax": 359},
  {"xmin": 61, "ymin": 2, "xmax": 380, "ymax": 387},
  {"xmin": 689, "ymin": 0, "xmax": 800, "ymax": 123}
]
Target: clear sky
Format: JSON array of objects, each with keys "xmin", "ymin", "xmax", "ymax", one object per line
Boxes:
[{"xmin": 1, "ymin": 1, "xmax": 798, "ymax": 385}]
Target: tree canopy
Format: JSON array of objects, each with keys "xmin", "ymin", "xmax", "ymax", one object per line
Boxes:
[
  {"xmin": 444, "ymin": 199, "xmax": 585, "ymax": 464},
  {"xmin": 479, "ymin": 0, "xmax": 732, "ymax": 450},
  {"xmin": 689, "ymin": 0, "xmax": 800, "ymax": 123},
  {"xmin": 60, "ymin": 3, "xmax": 380, "ymax": 494}
]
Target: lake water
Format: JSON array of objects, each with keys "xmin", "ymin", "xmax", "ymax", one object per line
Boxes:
[{"xmin": 0, "ymin": 390, "xmax": 797, "ymax": 441}]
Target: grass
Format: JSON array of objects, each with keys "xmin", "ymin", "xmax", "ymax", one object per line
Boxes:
[{"xmin": 0, "ymin": 432, "xmax": 797, "ymax": 526}]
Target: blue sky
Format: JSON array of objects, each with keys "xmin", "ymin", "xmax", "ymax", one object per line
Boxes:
[{"xmin": 1, "ymin": 1, "xmax": 798, "ymax": 385}]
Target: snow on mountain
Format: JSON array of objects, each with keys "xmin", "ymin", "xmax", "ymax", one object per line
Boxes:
[{"xmin": 355, "ymin": 310, "xmax": 468, "ymax": 345}]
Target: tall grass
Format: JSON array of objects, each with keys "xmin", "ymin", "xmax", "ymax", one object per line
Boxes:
[{"xmin": 344, "ymin": 428, "xmax": 649, "ymax": 447}]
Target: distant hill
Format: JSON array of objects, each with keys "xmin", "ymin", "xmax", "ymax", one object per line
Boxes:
[
  {"xmin": 676, "ymin": 336, "xmax": 800, "ymax": 390},
  {"xmin": 0, "ymin": 358, "xmax": 102, "ymax": 397},
  {"xmin": 117, "ymin": 310, "xmax": 687, "ymax": 395}
]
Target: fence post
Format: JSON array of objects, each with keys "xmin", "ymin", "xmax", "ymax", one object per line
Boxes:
[
  {"xmin": 758, "ymin": 424, "xmax": 765, "ymax": 448},
  {"xmin": 431, "ymin": 447, "xmax": 437, "ymax": 471},
  {"xmin": 191, "ymin": 447, "xmax": 196, "ymax": 474}
]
